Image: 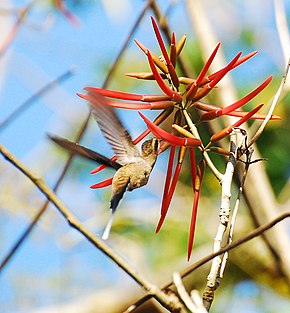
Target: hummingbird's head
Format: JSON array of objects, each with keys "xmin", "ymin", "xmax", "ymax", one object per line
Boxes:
[{"xmin": 141, "ymin": 138, "xmax": 160, "ymax": 158}]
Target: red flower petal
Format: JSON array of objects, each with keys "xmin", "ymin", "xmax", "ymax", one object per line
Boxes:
[
  {"xmin": 193, "ymin": 52, "xmax": 242, "ymax": 101},
  {"xmin": 200, "ymin": 73, "xmax": 271, "ymax": 121},
  {"xmin": 150, "ymin": 16, "xmax": 170, "ymax": 64},
  {"xmin": 156, "ymin": 146, "xmax": 176, "ymax": 233},
  {"xmin": 147, "ymin": 51, "xmax": 182, "ymax": 102},
  {"xmin": 186, "ymin": 43, "xmax": 221, "ymax": 101},
  {"xmin": 84, "ymin": 87, "xmax": 144, "ymax": 101},
  {"xmin": 195, "ymin": 101, "xmax": 280, "ymax": 120},
  {"xmin": 90, "ymin": 177, "xmax": 113, "ymax": 189},
  {"xmin": 210, "ymin": 104, "xmax": 264, "ymax": 142},
  {"xmin": 139, "ymin": 112, "xmax": 201, "ymax": 146},
  {"xmin": 188, "ymin": 158, "xmax": 206, "ymax": 260},
  {"xmin": 187, "ymin": 190, "xmax": 200, "ymax": 261},
  {"xmin": 208, "ymin": 50, "xmax": 258, "ymax": 81}
]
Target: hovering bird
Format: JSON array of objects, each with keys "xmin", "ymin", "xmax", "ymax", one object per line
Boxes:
[{"xmin": 49, "ymin": 93, "xmax": 159, "ymax": 239}]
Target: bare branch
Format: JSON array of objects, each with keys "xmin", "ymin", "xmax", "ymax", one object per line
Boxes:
[
  {"xmin": 0, "ymin": 144, "xmax": 186, "ymax": 312},
  {"xmin": 173, "ymin": 272, "xmax": 208, "ymax": 313},
  {"xmin": 202, "ymin": 132, "xmax": 239, "ymax": 309},
  {"xmin": 124, "ymin": 211, "xmax": 290, "ymax": 312}
]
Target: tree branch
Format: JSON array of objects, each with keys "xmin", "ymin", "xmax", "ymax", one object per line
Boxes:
[
  {"xmin": 124, "ymin": 211, "xmax": 290, "ymax": 312},
  {"xmin": 0, "ymin": 144, "xmax": 186, "ymax": 313}
]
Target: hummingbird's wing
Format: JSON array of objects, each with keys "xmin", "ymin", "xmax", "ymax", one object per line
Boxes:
[
  {"xmin": 87, "ymin": 92, "xmax": 142, "ymax": 166},
  {"xmin": 48, "ymin": 134, "xmax": 122, "ymax": 170}
]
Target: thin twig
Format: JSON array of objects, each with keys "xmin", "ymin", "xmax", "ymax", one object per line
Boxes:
[
  {"xmin": 173, "ymin": 272, "xmax": 207, "ymax": 313},
  {"xmin": 173, "ymin": 272, "xmax": 197, "ymax": 312},
  {"xmin": 0, "ymin": 2, "xmax": 35, "ymax": 57},
  {"xmin": 0, "ymin": 144, "xmax": 184, "ymax": 313},
  {"xmin": 0, "ymin": 68, "xmax": 75, "ymax": 132},
  {"xmin": 248, "ymin": 57, "xmax": 290, "ymax": 147},
  {"xmin": 123, "ymin": 211, "xmax": 290, "ymax": 312}
]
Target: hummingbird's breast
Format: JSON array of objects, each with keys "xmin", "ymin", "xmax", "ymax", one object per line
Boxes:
[{"xmin": 112, "ymin": 160, "xmax": 152, "ymax": 194}]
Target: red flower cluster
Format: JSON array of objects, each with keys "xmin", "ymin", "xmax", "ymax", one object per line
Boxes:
[{"xmin": 79, "ymin": 17, "xmax": 279, "ymax": 260}]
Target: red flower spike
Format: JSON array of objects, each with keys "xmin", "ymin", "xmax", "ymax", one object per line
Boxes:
[
  {"xmin": 176, "ymin": 34, "xmax": 187, "ymax": 56},
  {"xmin": 166, "ymin": 161, "xmax": 182, "ymax": 206},
  {"xmin": 220, "ymin": 76, "xmax": 272, "ymax": 115},
  {"xmin": 195, "ymin": 101, "xmax": 280, "ymax": 120},
  {"xmin": 90, "ymin": 177, "xmax": 113, "ymax": 189},
  {"xmin": 81, "ymin": 91, "xmax": 174, "ymax": 111},
  {"xmin": 208, "ymin": 52, "xmax": 242, "ymax": 88},
  {"xmin": 210, "ymin": 104, "xmax": 264, "ymax": 142},
  {"xmin": 230, "ymin": 103, "xmax": 264, "ymax": 128},
  {"xmin": 193, "ymin": 52, "xmax": 242, "ymax": 101},
  {"xmin": 149, "ymin": 101, "xmax": 176, "ymax": 110},
  {"xmin": 196, "ymin": 43, "xmax": 221, "ymax": 86},
  {"xmin": 167, "ymin": 62, "xmax": 180, "ymax": 89},
  {"xmin": 229, "ymin": 111, "xmax": 280, "ymax": 120},
  {"xmin": 150, "ymin": 16, "xmax": 171, "ymax": 65},
  {"xmin": 80, "ymin": 92, "xmax": 149, "ymax": 110},
  {"xmin": 188, "ymin": 158, "xmax": 206, "ymax": 260},
  {"xmin": 171, "ymin": 32, "xmax": 176, "ymax": 45},
  {"xmin": 156, "ymin": 146, "xmax": 187, "ymax": 232},
  {"xmin": 142, "ymin": 95, "xmax": 171, "ymax": 102},
  {"xmin": 84, "ymin": 87, "xmax": 144, "ymax": 101},
  {"xmin": 208, "ymin": 50, "xmax": 258, "ymax": 81},
  {"xmin": 189, "ymin": 148, "xmax": 196, "ymax": 188},
  {"xmin": 105, "ymin": 99, "xmax": 174, "ymax": 110},
  {"xmin": 147, "ymin": 51, "xmax": 182, "ymax": 102},
  {"xmin": 150, "ymin": 17, "xmax": 179, "ymax": 89},
  {"xmin": 186, "ymin": 43, "xmax": 221, "ymax": 101},
  {"xmin": 139, "ymin": 112, "xmax": 201, "ymax": 147},
  {"xmin": 103, "ymin": 100, "xmax": 152, "ymax": 110},
  {"xmin": 187, "ymin": 190, "xmax": 200, "ymax": 260},
  {"xmin": 135, "ymin": 39, "xmax": 168, "ymax": 74},
  {"xmin": 200, "ymin": 76, "xmax": 272, "ymax": 121},
  {"xmin": 170, "ymin": 33, "xmax": 177, "ymax": 68},
  {"xmin": 156, "ymin": 146, "xmax": 176, "ymax": 233}
]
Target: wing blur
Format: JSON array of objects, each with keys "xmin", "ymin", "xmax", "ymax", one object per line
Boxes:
[
  {"xmin": 48, "ymin": 134, "xmax": 122, "ymax": 170},
  {"xmin": 86, "ymin": 91, "xmax": 142, "ymax": 166}
]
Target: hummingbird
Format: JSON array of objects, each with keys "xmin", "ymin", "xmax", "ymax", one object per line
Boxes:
[{"xmin": 49, "ymin": 93, "xmax": 159, "ymax": 239}]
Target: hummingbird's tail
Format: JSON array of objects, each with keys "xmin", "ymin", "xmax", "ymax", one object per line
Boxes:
[
  {"xmin": 102, "ymin": 210, "xmax": 115, "ymax": 240},
  {"xmin": 102, "ymin": 179, "xmax": 128, "ymax": 240}
]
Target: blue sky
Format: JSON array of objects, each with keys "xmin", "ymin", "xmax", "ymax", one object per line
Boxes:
[{"xmin": 1, "ymin": 1, "xmax": 290, "ymax": 312}]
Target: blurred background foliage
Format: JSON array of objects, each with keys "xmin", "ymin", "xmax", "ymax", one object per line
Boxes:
[{"xmin": 0, "ymin": 0, "xmax": 289, "ymax": 312}]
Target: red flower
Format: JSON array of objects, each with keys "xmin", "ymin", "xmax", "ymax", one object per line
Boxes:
[{"xmin": 78, "ymin": 16, "xmax": 279, "ymax": 260}]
